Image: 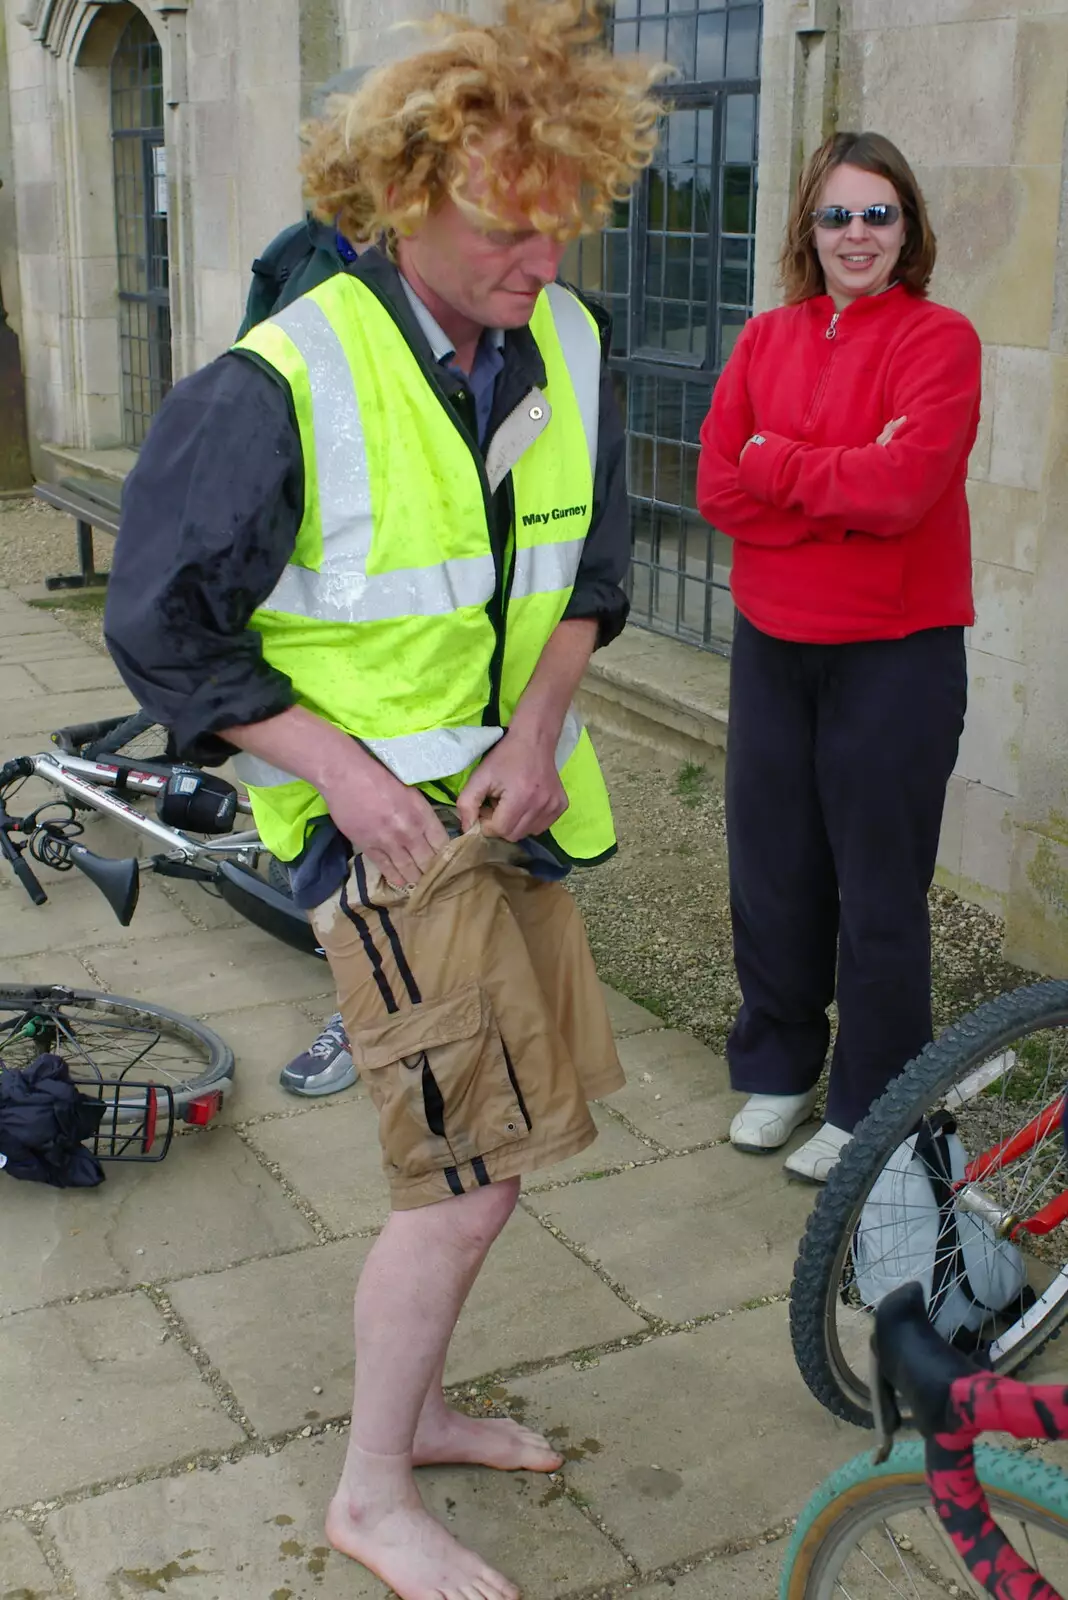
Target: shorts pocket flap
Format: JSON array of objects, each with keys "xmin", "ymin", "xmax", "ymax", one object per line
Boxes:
[{"xmin": 356, "ymin": 983, "xmax": 483, "ymax": 1072}]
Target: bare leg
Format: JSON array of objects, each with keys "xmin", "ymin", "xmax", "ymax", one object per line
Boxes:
[
  {"xmin": 413, "ymin": 1352, "xmax": 563, "ymax": 1472},
  {"xmin": 326, "ymin": 1177, "xmax": 523, "ymax": 1600}
]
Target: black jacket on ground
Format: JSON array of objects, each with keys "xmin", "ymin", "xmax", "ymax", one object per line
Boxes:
[
  {"xmin": 105, "ymin": 247, "xmax": 631, "ymax": 768},
  {"xmin": 0, "ymin": 1055, "xmax": 105, "ymax": 1188}
]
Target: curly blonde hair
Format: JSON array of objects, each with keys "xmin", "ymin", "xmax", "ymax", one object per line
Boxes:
[{"xmin": 301, "ymin": 1, "xmax": 668, "ymax": 246}]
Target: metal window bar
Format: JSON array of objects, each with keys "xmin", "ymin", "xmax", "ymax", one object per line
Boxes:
[
  {"xmin": 571, "ymin": 0, "xmax": 762, "ymax": 654},
  {"xmin": 111, "ymin": 14, "xmax": 172, "ymax": 448}
]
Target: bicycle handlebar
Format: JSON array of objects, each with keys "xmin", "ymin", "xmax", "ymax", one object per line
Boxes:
[
  {"xmin": 873, "ymin": 1282, "xmax": 1068, "ymax": 1598},
  {"xmin": 0, "ymin": 756, "xmax": 46, "ymax": 903}
]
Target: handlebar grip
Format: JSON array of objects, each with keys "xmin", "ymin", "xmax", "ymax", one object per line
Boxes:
[
  {"xmin": 10, "ymin": 851, "xmax": 47, "ymax": 906},
  {"xmin": 0, "ymin": 755, "xmax": 35, "ymax": 788}
]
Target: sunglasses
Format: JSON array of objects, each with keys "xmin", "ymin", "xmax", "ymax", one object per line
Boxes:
[{"xmin": 811, "ymin": 204, "xmax": 901, "ymax": 230}]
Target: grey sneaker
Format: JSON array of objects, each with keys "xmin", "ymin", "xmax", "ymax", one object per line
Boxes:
[{"xmin": 279, "ymin": 1014, "xmax": 356, "ymax": 1097}]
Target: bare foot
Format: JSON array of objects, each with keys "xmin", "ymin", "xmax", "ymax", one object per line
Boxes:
[
  {"xmin": 326, "ymin": 1491, "xmax": 519, "ymax": 1600},
  {"xmin": 413, "ymin": 1408, "xmax": 564, "ymax": 1472}
]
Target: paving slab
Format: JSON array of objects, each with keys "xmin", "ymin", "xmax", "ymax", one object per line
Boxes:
[
  {"xmin": 509, "ymin": 1303, "xmax": 858, "ymax": 1570},
  {"xmin": 444, "ymin": 1207, "xmax": 647, "ymax": 1385},
  {"xmin": 528, "ymin": 1104, "xmax": 655, "ymax": 1186},
  {"xmin": 244, "ymin": 1092, "xmax": 389, "ymax": 1234},
  {"xmin": 0, "ymin": 606, "xmax": 73, "ymax": 639},
  {"xmin": 167, "ymin": 1238, "xmax": 372, "ymax": 1436},
  {"xmin": 0, "ymin": 871, "xmax": 194, "ymax": 957},
  {"xmin": 0, "ymin": 1128, "xmax": 317, "ymax": 1316},
  {"xmin": 167, "ymin": 1211, "xmax": 645, "ymax": 1434},
  {"xmin": 0, "ymin": 1293, "xmax": 244, "ymax": 1508},
  {"xmin": 524, "ymin": 1147, "xmax": 817, "ymax": 1323},
  {"xmin": 0, "ymin": 627, "xmax": 98, "ymax": 661},
  {"xmin": 610, "ymin": 1030, "xmax": 744, "ymax": 1150},
  {"xmin": 45, "ymin": 1432, "xmax": 628, "ymax": 1600},
  {"xmin": 23, "ymin": 652, "xmax": 128, "ymax": 694},
  {"xmin": 633, "ymin": 1545, "xmax": 786, "ymax": 1599},
  {"xmin": 2, "ymin": 949, "xmax": 99, "ymax": 989},
  {"xmin": 0, "ymin": 661, "xmax": 45, "ymax": 699},
  {"xmin": 601, "ymin": 983, "xmax": 667, "ymax": 1039},
  {"xmin": 0, "ymin": 686, "xmax": 136, "ymax": 744},
  {"xmin": 155, "ymin": 867, "xmax": 255, "ymax": 933},
  {"xmin": 0, "ymin": 1519, "xmax": 61, "ymax": 1595},
  {"xmin": 88, "ymin": 927, "xmax": 336, "ymax": 1016},
  {"xmin": 202, "ymin": 1001, "xmax": 341, "ymax": 1123}
]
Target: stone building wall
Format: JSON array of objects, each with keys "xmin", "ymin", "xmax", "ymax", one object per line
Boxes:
[
  {"xmin": 757, "ymin": 0, "xmax": 1068, "ymax": 973},
  {"xmin": 3, "ymin": 0, "xmax": 1068, "ymax": 968}
]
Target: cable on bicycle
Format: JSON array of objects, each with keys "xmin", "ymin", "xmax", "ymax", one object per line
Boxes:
[{"xmin": 23, "ymin": 805, "xmax": 85, "ymax": 872}]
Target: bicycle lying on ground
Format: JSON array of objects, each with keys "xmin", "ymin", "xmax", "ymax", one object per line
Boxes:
[
  {"xmin": 0, "ymin": 709, "xmax": 320, "ymax": 957},
  {"xmin": 791, "ymin": 980, "xmax": 1068, "ymax": 1429},
  {"xmin": 0, "ymin": 983, "xmax": 235, "ymax": 1160},
  {"xmin": 781, "ymin": 1278, "xmax": 1068, "ymax": 1597}
]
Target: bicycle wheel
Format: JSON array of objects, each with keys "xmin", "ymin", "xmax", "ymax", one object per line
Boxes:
[
  {"xmin": 792, "ymin": 981, "xmax": 1068, "ymax": 1428},
  {"xmin": 780, "ymin": 1440, "xmax": 1068, "ymax": 1598},
  {"xmin": 0, "ymin": 985, "xmax": 234, "ymax": 1122},
  {"xmin": 55, "ymin": 710, "xmax": 173, "ymax": 764}
]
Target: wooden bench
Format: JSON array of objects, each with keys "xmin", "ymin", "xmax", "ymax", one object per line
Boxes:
[{"xmin": 34, "ymin": 476, "xmax": 122, "ymax": 591}]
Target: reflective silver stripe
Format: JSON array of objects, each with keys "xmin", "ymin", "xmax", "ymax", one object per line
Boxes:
[
  {"xmin": 511, "ymin": 538, "xmax": 585, "ymax": 600},
  {"xmin": 264, "ymin": 287, "xmax": 598, "ymax": 624},
  {"xmin": 362, "ymin": 727, "xmax": 503, "ymax": 786},
  {"xmin": 271, "ymin": 295, "xmax": 373, "ymax": 587},
  {"xmin": 232, "ymin": 709, "xmax": 584, "ymax": 792},
  {"xmin": 231, "ymin": 753, "xmax": 302, "ymax": 789},
  {"xmin": 269, "ymin": 551, "xmax": 496, "ymax": 623},
  {"xmin": 544, "ymin": 282, "xmax": 600, "ymax": 477},
  {"xmin": 555, "ymin": 708, "xmax": 582, "ymax": 770}
]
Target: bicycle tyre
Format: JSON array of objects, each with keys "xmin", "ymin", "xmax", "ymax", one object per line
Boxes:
[
  {"xmin": 780, "ymin": 1440, "xmax": 1068, "ymax": 1599},
  {"xmin": 0, "ymin": 984, "xmax": 234, "ymax": 1120},
  {"xmin": 791, "ymin": 980, "xmax": 1068, "ymax": 1428},
  {"xmin": 55, "ymin": 709, "xmax": 170, "ymax": 762}
]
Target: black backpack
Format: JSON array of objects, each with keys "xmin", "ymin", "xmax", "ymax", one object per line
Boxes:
[{"xmin": 236, "ymin": 218, "xmax": 345, "ymax": 339}]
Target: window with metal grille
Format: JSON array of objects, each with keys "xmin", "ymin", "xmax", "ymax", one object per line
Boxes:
[
  {"xmin": 111, "ymin": 12, "xmax": 172, "ymax": 447},
  {"xmin": 571, "ymin": 0, "xmax": 761, "ymax": 653}
]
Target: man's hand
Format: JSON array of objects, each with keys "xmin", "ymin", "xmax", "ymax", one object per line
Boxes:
[
  {"xmin": 320, "ymin": 758, "xmax": 449, "ymax": 888},
  {"xmin": 876, "ymin": 415, "xmax": 907, "ymax": 447},
  {"xmin": 456, "ymin": 729, "xmax": 567, "ymax": 842},
  {"xmin": 220, "ymin": 705, "xmax": 448, "ymax": 891}
]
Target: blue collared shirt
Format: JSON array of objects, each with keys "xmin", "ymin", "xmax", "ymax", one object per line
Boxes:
[{"xmin": 399, "ymin": 275, "xmax": 505, "ymax": 446}]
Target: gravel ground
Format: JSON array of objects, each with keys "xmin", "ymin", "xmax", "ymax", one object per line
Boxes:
[
  {"xmin": 571, "ymin": 733, "xmax": 1035, "ymax": 1059},
  {"xmin": 0, "ymin": 494, "xmax": 110, "ymax": 649},
  {"xmin": 1, "ymin": 492, "xmax": 1039, "ymax": 1054}
]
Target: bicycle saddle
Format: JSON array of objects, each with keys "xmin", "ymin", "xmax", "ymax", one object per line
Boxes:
[{"xmin": 870, "ymin": 1280, "xmax": 983, "ymax": 1461}]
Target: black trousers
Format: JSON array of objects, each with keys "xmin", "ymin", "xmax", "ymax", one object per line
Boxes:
[{"xmin": 725, "ymin": 614, "xmax": 967, "ymax": 1133}]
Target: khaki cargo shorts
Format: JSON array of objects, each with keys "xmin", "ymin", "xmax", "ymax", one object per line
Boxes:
[{"xmin": 308, "ymin": 825, "xmax": 624, "ymax": 1210}]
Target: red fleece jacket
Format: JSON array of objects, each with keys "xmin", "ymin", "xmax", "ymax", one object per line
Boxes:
[{"xmin": 696, "ymin": 285, "xmax": 981, "ymax": 643}]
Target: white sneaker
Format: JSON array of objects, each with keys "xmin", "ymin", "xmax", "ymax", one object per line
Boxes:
[
  {"xmin": 783, "ymin": 1123, "xmax": 852, "ymax": 1184},
  {"xmin": 729, "ymin": 1089, "xmax": 819, "ymax": 1152}
]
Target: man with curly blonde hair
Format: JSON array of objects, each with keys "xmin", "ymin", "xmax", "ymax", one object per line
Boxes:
[{"xmin": 107, "ymin": 5, "xmax": 663, "ymax": 1595}]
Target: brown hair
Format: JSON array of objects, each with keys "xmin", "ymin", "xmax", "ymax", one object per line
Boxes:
[
  {"xmin": 779, "ymin": 131, "xmax": 937, "ymax": 303},
  {"xmin": 301, "ymin": 0, "xmax": 670, "ymax": 248}
]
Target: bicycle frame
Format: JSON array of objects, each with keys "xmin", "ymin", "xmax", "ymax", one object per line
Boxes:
[
  {"xmin": 952, "ymin": 1089, "xmax": 1068, "ymax": 1240},
  {"xmin": 27, "ymin": 750, "xmax": 262, "ymax": 865},
  {"xmin": 871, "ymin": 1282, "xmax": 1068, "ymax": 1598},
  {"xmin": 0, "ymin": 752, "xmax": 323, "ymax": 959}
]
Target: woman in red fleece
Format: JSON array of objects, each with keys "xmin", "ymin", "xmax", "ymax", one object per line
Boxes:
[{"xmin": 697, "ymin": 131, "xmax": 980, "ymax": 1183}]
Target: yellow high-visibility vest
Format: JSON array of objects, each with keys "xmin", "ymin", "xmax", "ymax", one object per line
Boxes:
[{"xmin": 232, "ymin": 272, "xmax": 615, "ymax": 866}]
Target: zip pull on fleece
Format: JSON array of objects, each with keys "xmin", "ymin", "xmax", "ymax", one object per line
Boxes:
[{"xmin": 826, "ymin": 311, "xmax": 840, "ymax": 341}]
